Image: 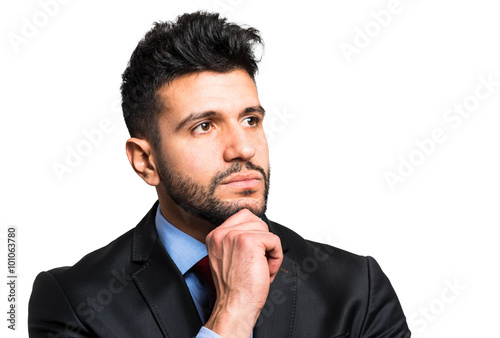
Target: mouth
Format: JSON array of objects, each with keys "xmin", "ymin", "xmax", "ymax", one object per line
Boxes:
[{"xmin": 219, "ymin": 171, "xmax": 262, "ymax": 190}]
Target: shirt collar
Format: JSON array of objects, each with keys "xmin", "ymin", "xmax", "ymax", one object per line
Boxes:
[{"xmin": 155, "ymin": 205, "xmax": 208, "ymax": 275}]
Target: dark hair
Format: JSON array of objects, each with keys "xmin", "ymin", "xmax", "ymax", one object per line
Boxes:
[{"xmin": 120, "ymin": 11, "xmax": 263, "ymax": 147}]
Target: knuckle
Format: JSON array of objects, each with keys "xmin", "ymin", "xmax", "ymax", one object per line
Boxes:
[
  {"xmin": 210, "ymin": 229, "xmax": 225, "ymax": 244},
  {"xmin": 205, "ymin": 232, "xmax": 213, "ymax": 243},
  {"xmin": 257, "ymin": 221, "xmax": 269, "ymax": 231},
  {"xmin": 272, "ymin": 234, "xmax": 282, "ymax": 246},
  {"xmin": 235, "ymin": 233, "xmax": 253, "ymax": 248}
]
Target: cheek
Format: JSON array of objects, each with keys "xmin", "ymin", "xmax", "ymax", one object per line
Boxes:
[
  {"xmin": 164, "ymin": 139, "xmax": 222, "ymax": 183},
  {"xmin": 255, "ymin": 133, "xmax": 270, "ymax": 165}
]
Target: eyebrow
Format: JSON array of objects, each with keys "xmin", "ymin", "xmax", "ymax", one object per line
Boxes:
[
  {"xmin": 242, "ymin": 105, "xmax": 266, "ymax": 117},
  {"xmin": 175, "ymin": 105, "xmax": 266, "ymax": 132},
  {"xmin": 175, "ymin": 111, "xmax": 221, "ymax": 131}
]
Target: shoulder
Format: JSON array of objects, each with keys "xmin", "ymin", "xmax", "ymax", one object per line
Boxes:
[
  {"xmin": 28, "ymin": 227, "xmax": 141, "ymax": 336},
  {"xmin": 267, "ymin": 219, "xmax": 410, "ymax": 336},
  {"xmin": 29, "ymin": 203, "xmax": 161, "ymax": 336},
  {"xmin": 34, "ymin": 227, "xmax": 138, "ymax": 300},
  {"xmin": 35, "ymin": 202, "xmax": 159, "ymax": 296},
  {"xmin": 268, "ymin": 218, "xmax": 392, "ymax": 299},
  {"xmin": 268, "ymin": 218, "xmax": 368, "ymax": 267}
]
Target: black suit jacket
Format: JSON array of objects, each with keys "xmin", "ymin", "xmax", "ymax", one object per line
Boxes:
[{"xmin": 29, "ymin": 202, "xmax": 410, "ymax": 337}]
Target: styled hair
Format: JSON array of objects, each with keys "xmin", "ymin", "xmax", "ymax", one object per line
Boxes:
[{"xmin": 120, "ymin": 11, "xmax": 263, "ymax": 147}]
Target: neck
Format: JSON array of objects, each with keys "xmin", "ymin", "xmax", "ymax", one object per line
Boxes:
[{"xmin": 156, "ymin": 190, "xmax": 215, "ymax": 243}]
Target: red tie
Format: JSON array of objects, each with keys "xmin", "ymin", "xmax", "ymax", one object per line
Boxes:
[{"xmin": 193, "ymin": 256, "xmax": 217, "ymax": 310}]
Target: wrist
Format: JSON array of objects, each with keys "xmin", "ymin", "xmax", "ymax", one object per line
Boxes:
[{"xmin": 205, "ymin": 300, "xmax": 259, "ymax": 338}]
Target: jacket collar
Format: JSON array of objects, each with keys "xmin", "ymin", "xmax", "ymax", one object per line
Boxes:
[{"xmin": 131, "ymin": 201, "xmax": 161, "ymax": 263}]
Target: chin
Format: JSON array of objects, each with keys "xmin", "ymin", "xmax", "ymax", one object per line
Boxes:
[{"xmin": 227, "ymin": 197, "xmax": 266, "ymax": 216}]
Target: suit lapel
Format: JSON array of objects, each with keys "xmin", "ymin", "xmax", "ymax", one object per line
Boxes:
[
  {"xmin": 254, "ymin": 218, "xmax": 298, "ymax": 337},
  {"xmin": 130, "ymin": 202, "xmax": 202, "ymax": 337},
  {"xmin": 132, "ymin": 238, "xmax": 202, "ymax": 337},
  {"xmin": 253, "ymin": 255, "xmax": 298, "ymax": 337}
]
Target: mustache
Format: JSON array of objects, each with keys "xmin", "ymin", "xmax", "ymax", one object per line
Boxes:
[{"xmin": 211, "ymin": 161, "xmax": 268, "ymax": 187}]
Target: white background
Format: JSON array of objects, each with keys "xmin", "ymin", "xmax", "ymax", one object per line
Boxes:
[{"xmin": 1, "ymin": 0, "xmax": 499, "ymax": 336}]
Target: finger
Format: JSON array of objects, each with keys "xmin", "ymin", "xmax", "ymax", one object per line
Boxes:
[
  {"xmin": 258, "ymin": 233, "xmax": 283, "ymax": 281},
  {"xmin": 218, "ymin": 208, "xmax": 265, "ymax": 229},
  {"xmin": 206, "ymin": 222, "xmax": 270, "ymax": 249},
  {"xmin": 214, "ymin": 221, "xmax": 269, "ymax": 238},
  {"xmin": 267, "ymin": 253, "xmax": 283, "ymax": 282},
  {"xmin": 250, "ymin": 232, "xmax": 283, "ymax": 268},
  {"xmin": 264, "ymin": 239, "xmax": 283, "ymax": 279},
  {"xmin": 206, "ymin": 212, "xmax": 269, "ymax": 245},
  {"xmin": 211, "ymin": 230, "xmax": 281, "ymax": 255}
]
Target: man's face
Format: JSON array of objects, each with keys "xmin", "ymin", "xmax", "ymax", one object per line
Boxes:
[{"xmin": 154, "ymin": 69, "xmax": 270, "ymax": 226}]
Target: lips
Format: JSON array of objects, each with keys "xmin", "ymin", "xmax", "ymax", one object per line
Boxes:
[{"xmin": 220, "ymin": 171, "xmax": 262, "ymax": 189}]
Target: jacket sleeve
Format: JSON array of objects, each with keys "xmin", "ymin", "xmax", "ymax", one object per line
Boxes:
[
  {"xmin": 28, "ymin": 271, "xmax": 91, "ymax": 338},
  {"xmin": 360, "ymin": 257, "xmax": 411, "ymax": 338}
]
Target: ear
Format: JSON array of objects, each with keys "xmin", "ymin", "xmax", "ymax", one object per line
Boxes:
[{"xmin": 125, "ymin": 138, "xmax": 161, "ymax": 186}]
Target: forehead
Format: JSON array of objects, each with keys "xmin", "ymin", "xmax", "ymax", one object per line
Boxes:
[{"xmin": 156, "ymin": 69, "xmax": 259, "ymax": 121}]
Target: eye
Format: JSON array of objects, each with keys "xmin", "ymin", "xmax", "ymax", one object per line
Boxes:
[
  {"xmin": 243, "ymin": 116, "xmax": 260, "ymax": 127},
  {"xmin": 192, "ymin": 122, "xmax": 212, "ymax": 135}
]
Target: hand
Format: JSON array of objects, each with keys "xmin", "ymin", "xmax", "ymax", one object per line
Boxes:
[{"xmin": 204, "ymin": 209, "xmax": 283, "ymax": 337}]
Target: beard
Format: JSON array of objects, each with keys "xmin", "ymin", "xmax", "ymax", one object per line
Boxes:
[{"xmin": 156, "ymin": 157, "xmax": 270, "ymax": 227}]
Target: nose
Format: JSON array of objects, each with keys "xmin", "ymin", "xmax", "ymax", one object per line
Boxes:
[{"xmin": 222, "ymin": 125, "xmax": 256, "ymax": 163}]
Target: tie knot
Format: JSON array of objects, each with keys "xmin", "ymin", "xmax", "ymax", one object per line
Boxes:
[{"xmin": 194, "ymin": 256, "xmax": 211, "ymax": 282}]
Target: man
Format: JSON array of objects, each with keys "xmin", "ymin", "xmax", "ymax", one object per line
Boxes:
[{"xmin": 29, "ymin": 11, "xmax": 411, "ymax": 337}]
